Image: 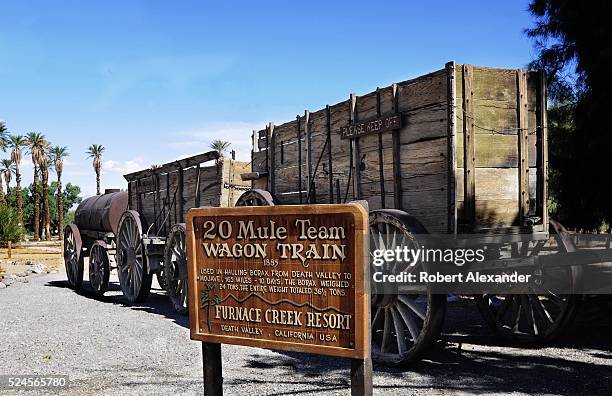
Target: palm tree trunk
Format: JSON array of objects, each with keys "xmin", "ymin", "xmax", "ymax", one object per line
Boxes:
[
  {"xmin": 42, "ymin": 167, "xmax": 50, "ymax": 241},
  {"xmin": 0, "ymin": 174, "xmax": 5, "ymax": 206},
  {"xmin": 4, "ymin": 179, "xmax": 10, "ymax": 205},
  {"xmin": 96, "ymin": 170, "xmax": 101, "ymax": 195},
  {"xmin": 16, "ymin": 167, "xmax": 22, "ymax": 226},
  {"xmin": 57, "ymin": 173, "xmax": 64, "ymax": 240},
  {"xmin": 33, "ymin": 165, "xmax": 40, "ymax": 241}
]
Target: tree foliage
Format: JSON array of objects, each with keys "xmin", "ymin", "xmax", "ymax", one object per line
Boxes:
[
  {"xmin": 210, "ymin": 140, "xmax": 230, "ymax": 154},
  {"xmin": 8, "ymin": 182, "xmax": 82, "ymax": 236},
  {"xmin": 0, "ymin": 206, "xmax": 24, "ymax": 243},
  {"xmin": 527, "ymin": 0, "xmax": 612, "ymax": 229}
]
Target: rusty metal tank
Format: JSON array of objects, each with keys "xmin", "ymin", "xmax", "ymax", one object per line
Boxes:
[{"xmin": 74, "ymin": 190, "xmax": 128, "ymax": 234}]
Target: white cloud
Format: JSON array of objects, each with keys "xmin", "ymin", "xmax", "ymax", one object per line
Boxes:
[
  {"xmin": 103, "ymin": 156, "xmax": 146, "ymax": 174},
  {"xmin": 171, "ymin": 121, "xmax": 264, "ymax": 162}
]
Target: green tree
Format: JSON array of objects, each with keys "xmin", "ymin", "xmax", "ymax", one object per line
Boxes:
[
  {"xmin": 1, "ymin": 159, "xmax": 15, "ymax": 205},
  {"xmin": 527, "ymin": 1, "xmax": 612, "ymax": 229},
  {"xmin": 86, "ymin": 144, "xmax": 105, "ymax": 195},
  {"xmin": 210, "ymin": 140, "xmax": 230, "ymax": 155},
  {"xmin": 11, "ymin": 182, "xmax": 82, "ymax": 236},
  {"xmin": 8, "ymin": 135, "xmax": 27, "ymax": 226},
  {"xmin": 0, "ymin": 121, "xmax": 8, "ymax": 152},
  {"xmin": 0, "ymin": 206, "xmax": 24, "ymax": 244},
  {"xmin": 51, "ymin": 146, "xmax": 69, "ymax": 239},
  {"xmin": 26, "ymin": 132, "xmax": 48, "ymax": 241}
]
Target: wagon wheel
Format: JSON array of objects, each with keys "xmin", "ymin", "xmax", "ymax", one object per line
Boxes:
[
  {"xmin": 235, "ymin": 189, "xmax": 278, "ymax": 206},
  {"xmin": 369, "ymin": 209, "xmax": 447, "ymax": 366},
  {"xmin": 63, "ymin": 224, "xmax": 84, "ymax": 290},
  {"xmin": 89, "ymin": 240, "xmax": 110, "ymax": 297},
  {"xmin": 474, "ymin": 220, "xmax": 581, "ymax": 343},
  {"xmin": 116, "ymin": 210, "xmax": 153, "ymax": 303},
  {"xmin": 165, "ymin": 223, "xmax": 188, "ymax": 314}
]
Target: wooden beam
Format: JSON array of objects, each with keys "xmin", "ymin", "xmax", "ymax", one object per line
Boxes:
[
  {"xmin": 153, "ymin": 174, "xmax": 159, "ymax": 234},
  {"xmin": 165, "ymin": 173, "xmax": 170, "ymax": 234},
  {"xmin": 195, "ymin": 164, "xmax": 201, "ymax": 208},
  {"xmin": 136, "ymin": 179, "xmax": 143, "ymax": 213},
  {"xmin": 462, "ymin": 64, "xmax": 476, "ymax": 225},
  {"xmin": 127, "ymin": 181, "xmax": 133, "ymax": 211},
  {"xmin": 351, "ymin": 93, "xmax": 362, "ymax": 200},
  {"xmin": 265, "ymin": 124, "xmax": 271, "ymax": 192},
  {"xmin": 446, "ymin": 61, "xmax": 457, "ymax": 234},
  {"xmin": 297, "ymin": 115, "xmax": 303, "ymax": 204},
  {"xmin": 376, "ymin": 88, "xmax": 386, "ymax": 208},
  {"xmin": 391, "ymin": 83, "xmax": 402, "ymax": 210},
  {"xmin": 517, "ymin": 69, "xmax": 530, "ymax": 224},
  {"xmin": 178, "ymin": 166, "xmax": 184, "ymax": 221},
  {"xmin": 124, "ymin": 151, "xmax": 219, "ymax": 181},
  {"xmin": 201, "ymin": 342, "xmax": 222, "ymax": 396},
  {"xmin": 536, "ymin": 70, "xmax": 548, "ymax": 228},
  {"xmin": 327, "ymin": 105, "xmax": 334, "ymax": 203},
  {"xmin": 305, "ymin": 110, "xmax": 312, "ymax": 203},
  {"xmin": 268, "ymin": 122, "xmax": 276, "ymax": 196}
]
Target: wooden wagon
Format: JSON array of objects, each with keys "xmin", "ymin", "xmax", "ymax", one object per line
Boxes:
[
  {"xmin": 238, "ymin": 62, "xmax": 583, "ymax": 365},
  {"xmin": 63, "ymin": 151, "xmax": 251, "ymax": 313}
]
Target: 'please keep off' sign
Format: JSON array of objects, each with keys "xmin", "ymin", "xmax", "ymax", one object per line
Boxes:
[{"xmin": 186, "ymin": 204, "xmax": 369, "ymax": 359}]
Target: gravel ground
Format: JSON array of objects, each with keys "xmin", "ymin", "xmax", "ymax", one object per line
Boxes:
[{"xmin": 1, "ymin": 270, "xmax": 611, "ymax": 395}]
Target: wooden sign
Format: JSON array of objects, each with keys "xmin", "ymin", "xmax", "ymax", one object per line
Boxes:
[
  {"xmin": 340, "ymin": 114, "xmax": 402, "ymax": 139},
  {"xmin": 186, "ymin": 204, "xmax": 369, "ymax": 359}
]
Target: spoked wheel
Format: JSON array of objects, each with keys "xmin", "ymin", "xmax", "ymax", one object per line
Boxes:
[
  {"xmin": 235, "ymin": 189, "xmax": 277, "ymax": 206},
  {"xmin": 369, "ymin": 209, "xmax": 447, "ymax": 366},
  {"xmin": 89, "ymin": 241, "xmax": 110, "ymax": 297},
  {"xmin": 63, "ymin": 224, "xmax": 84, "ymax": 290},
  {"xmin": 116, "ymin": 210, "xmax": 153, "ymax": 303},
  {"xmin": 165, "ymin": 223, "xmax": 188, "ymax": 314},
  {"xmin": 474, "ymin": 220, "xmax": 581, "ymax": 343}
]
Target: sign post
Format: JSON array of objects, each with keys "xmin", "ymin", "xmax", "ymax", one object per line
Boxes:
[
  {"xmin": 201, "ymin": 342, "xmax": 222, "ymax": 396},
  {"xmin": 186, "ymin": 204, "xmax": 370, "ymax": 395}
]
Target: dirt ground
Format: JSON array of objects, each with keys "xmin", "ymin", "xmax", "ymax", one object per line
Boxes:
[{"xmin": 0, "ymin": 243, "xmax": 63, "ymax": 274}]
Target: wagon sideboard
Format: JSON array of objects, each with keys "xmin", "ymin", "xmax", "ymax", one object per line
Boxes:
[
  {"xmin": 123, "ymin": 151, "xmax": 251, "ymax": 236},
  {"xmin": 248, "ymin": 62, "xmax": 547, "ymax": 235}
]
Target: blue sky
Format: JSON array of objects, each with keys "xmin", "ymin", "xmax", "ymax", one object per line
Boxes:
[{"xmin": 0, "ymin": 0, "xmax": 535, "ymax": 197}]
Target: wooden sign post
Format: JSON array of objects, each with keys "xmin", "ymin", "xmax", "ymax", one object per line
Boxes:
[{"xmin": 186, "ymin": 204, "xmax": 370, "ymax": 395}]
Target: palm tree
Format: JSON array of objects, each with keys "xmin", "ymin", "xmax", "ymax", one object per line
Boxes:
[
  {"xmin": 0, "ymin": 122, "xmax": 8, "ymax": 206},
  {"xmin": 26, "ymin": 132, "xmax": 48, "ymax": 241},
  {"xmin": 210, "ymin": 140, "xmax": 231, "ymax": 155},
  {"xmin": 1, "ymin": 159, "xmax": 15, "ymax": 205},
  {"xmin": 86, "ymin": 144, "xmax": 105, "ymax": 195},
  {"xmin": 51, "ymin": 146, "xmax": 69, "ymax": 239},
  {"xmin": 0, "ymin": 122, "xmax": 8, "ymax": 151},
  {"xmin": 0, "ymin": 167, "xmax": 4, "ymax": 206},
  {"xmin": 40, "ymin": 151, "xmax": 52, "ymax": 240},
  {"xmin": 8, "ymin": 135, "xmax": 27, "ymax": 226}
]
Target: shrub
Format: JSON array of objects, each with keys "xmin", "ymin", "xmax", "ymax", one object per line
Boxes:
[{"xmin": 0, "ymin": 206, "xmax": 25, "ymax": 243}]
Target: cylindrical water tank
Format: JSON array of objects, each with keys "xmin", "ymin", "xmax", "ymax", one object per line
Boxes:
[{"xmin": 74, "ymin": 191, "xmax": 128, "ymax": 234}]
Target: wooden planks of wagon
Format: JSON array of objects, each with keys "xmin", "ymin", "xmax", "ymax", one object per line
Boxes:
[
  {"xmin": 123, "ymin": 151, "xmax": 251, "ymax": 237},
  {"xmin": 246, "ymin": 62, "xmax": 548, "ymax": 237}
]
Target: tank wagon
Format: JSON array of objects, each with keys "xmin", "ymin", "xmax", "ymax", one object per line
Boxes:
[
  {"xmin": 63, "ymin": 152, "xmax": 250, "ymax": 313},
  {"xmin": 237, "ymin": 62, "xmax": 587, "ymax": 365}
]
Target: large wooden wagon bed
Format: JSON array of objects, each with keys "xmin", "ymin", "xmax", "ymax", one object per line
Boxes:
[
  {"xmin": 239, "ymin": 62, "xmax": 569, "ymax": 365},
  {"xmin": 247, "ymin": 62, "xmax": 548, "ymax": 237}
]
